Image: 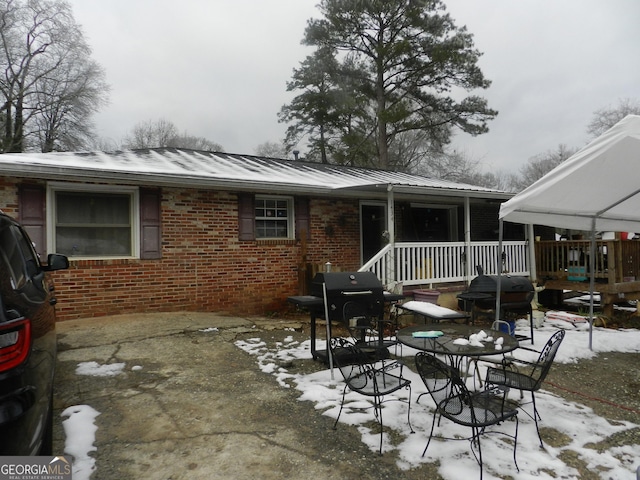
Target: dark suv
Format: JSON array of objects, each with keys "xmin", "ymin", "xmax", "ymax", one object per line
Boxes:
[{"xmin": 0, "ymin": 211, "xmax": 68, "ymax": 455}]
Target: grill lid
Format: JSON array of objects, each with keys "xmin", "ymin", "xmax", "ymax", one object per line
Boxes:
[
  {"xmin": 310, "ymin": 272, "xmax": 384, "ymax": 321},
  {"xmin": 468, "ymin": 274, "xmax": 534, "ymax": 293},
  {"xmin": 311, "ymin": 272, "xmax": 383, "ymax": 295}
]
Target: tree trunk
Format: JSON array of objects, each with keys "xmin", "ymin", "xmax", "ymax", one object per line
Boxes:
[
  {"xmin": 320, "ymin": 124, "xmax": 328, "ymax": 163},
  {"xmin": 376, "ymin": 68, "xmax": 388, "ymax": 169},
  {"xmin": 10, "ymin": 92, "xmax": 24, "ymax": 153},
  {"xmin": 375, "ymin": 39, "xmax": 389, "ymax": 170},
  {"xmin": 2, "ymin": 103, "xmax": 13, "ymax": 153}
]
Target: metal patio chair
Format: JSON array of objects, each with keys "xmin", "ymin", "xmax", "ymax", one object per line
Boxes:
[
  {"xmin": 342, "ymin": 300, "xmax": 400, "ymax": 357},
  {"xmin": 415, "ymin": 352, "xmax": 519, "ymax": 480},
  {"xmin": 484, "ymin": 329, "xmax": 565, "ymax": 447},
  {"xmin": 329, "ymin": 336, "xmax": 414, "ymax": 454}
]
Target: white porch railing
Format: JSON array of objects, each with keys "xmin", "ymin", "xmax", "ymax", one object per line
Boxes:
[{"xmin": 360, "ymin": 241, "xmax": 530, "ymax": 287}]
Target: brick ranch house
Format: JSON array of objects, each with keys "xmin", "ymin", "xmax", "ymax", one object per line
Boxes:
[{"xmin": 0, "ymin": 148, "xmax": 516, "ymax": 321}]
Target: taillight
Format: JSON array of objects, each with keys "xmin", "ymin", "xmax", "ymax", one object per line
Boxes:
[{"xmin": 0, "ymin": 318, "xmax": 31, "ymax": 372}]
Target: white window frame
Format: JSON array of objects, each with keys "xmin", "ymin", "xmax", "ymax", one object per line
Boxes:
[
  {"xmin": 255, "ymin": 195, "xmax": 294, "ymax": 239},
  {"xmin": 47, "ymin": 182, "xmax": 140, "ymax": 259}
]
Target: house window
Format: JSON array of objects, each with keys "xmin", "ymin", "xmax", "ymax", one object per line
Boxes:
[
  {"xmin": 254, "ymin": 196, "xmax": 293, "ymax": 239},
  {"xmin": 49, "ymin": 185, "xmax": 139, "ymax": 258}
]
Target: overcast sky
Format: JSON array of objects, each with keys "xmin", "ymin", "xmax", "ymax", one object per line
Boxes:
[{"xmin": 67, "ymin": 0, "xmax": 640, "ymax": 173}]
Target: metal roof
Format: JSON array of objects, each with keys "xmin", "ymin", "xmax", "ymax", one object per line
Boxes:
[{"xmin": 0, "ymin": 148, "xmax": 511, "ymax": 200}]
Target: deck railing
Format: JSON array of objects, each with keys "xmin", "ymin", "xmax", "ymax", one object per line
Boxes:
[
  {"xmin": 360, "ymin": 241, "xmax": 530, "ymax": 287},
  {"xmin": 535, "ymin": 239, "xmax": 640, "ymax": 284}
]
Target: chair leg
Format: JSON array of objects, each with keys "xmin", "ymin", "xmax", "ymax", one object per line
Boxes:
[
  {"xmin": 513, "ymin": 416, "xmax": 520, "ymax": 472},
  {"xmin": 475, "ymin": 427, "xmax": 484, "ymax": 480},
  {"xmin": 531, "ymin": 392, "xmax": 543, "ymax": 447},
  {"xmin": 375, "ymin": 388, "xmax": 414, "ymax": 455},
  {"xmin": 406, "ymin": 385, "xmax": 415, "ymax": 434},
  {"xmin": 333, "ymin": 386, "xmax": 347, "ymax": 430},
  {"xmin": 467, "ymin": 426, "xmax": 485, "ymax": 479},
  {"xmin": 422, "ymin": 412, "xmax": 438, "ymax": 457},
  {"xmin": 376, "ymin": 400, "xmax": 384, "ymax": 455}
]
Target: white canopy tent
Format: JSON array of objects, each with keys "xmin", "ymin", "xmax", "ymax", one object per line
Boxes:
[{"xmin": 496, "ymin": 114, "xmax": 640, "ymax": 349}]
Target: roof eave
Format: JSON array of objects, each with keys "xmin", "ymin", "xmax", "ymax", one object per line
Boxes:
[
  {"xmin": 335, "ymin": 183, "xmax": 513, "ymax": 201},
  {"xmin": 2, "ymin": 164, "xmax": 342, "ymax": 194}
]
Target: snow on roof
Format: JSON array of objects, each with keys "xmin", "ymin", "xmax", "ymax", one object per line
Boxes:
[{"xmin": 0, "ymin": 148, "xmax": 510, "ymax": 199}]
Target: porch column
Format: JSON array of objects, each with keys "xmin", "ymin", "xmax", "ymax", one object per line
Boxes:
[
  {"xmin": 464, "ymin": 196, "xmax": 472, "ymax": 284},
  {"xmin": 386, "ymin": 185, "xmax": 395, "ymax": 286},
  {"xmin": 527, "ymin": 223, "xmax": 536, "ymax": 281}
]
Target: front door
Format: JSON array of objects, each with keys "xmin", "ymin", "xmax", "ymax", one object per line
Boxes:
[{"xmin": 361, "ymin": 203, "xmax": 386, "ymax": 263}]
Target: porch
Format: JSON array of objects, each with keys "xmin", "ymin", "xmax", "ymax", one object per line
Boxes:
[
  {"xmin": 359, "ymin": 238, "xmax": 640, "ymax": 317},
  {"xmin": 534, "ymin": 239, "xmax": 640, "ymax": 316},
  {"xmin": 360, "ymin": 240, "xmax": 530, "ymax": 289}
]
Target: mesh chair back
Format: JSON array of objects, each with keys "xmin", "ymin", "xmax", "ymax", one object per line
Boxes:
[
  {"xmin": 527, "ymin": 329, "xmax": 565, "ymax": 389},
  {"xmin": 416, "ymin": 352, "xmax": 516, "ymax": 427},
  {"xmin": 415, "ymin": 353, "xmax": 459, "ymax": 410},
  {"xmin": 330, "ymin": 336, "xmax": 412, "ymax": 402},
  {"xmin": 342, "ymin": 301, "xmax": 372, "ymax": 339},
  {"xmin": 329, "ymin": 337, "xmax": 377, "ymax": 393}
]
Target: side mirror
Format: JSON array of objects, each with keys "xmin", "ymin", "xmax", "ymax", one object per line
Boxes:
[{"xmin": 43, "ymin": 253, "xmax": 69, "ymax": 271}]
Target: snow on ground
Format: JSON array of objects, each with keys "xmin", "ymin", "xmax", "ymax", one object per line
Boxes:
[
  {"xmin": 75, "ymin": 361, "xmax": 126, "ymax": 377},
  {"xmin": 236, "ymin": 316, "xmax": 640, "ymax": 480},
  {"xmin": 61, "ymin": 405, "xmax": 100, "ymax": 480},
  {"xmin": 60, "ymin": 314, "xmax": 640, "ymax": 480}
]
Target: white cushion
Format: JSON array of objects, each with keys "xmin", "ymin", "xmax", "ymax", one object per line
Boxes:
[{"xmin": 401, "ymin": 301, "xmax": 465, "ymax": 319}]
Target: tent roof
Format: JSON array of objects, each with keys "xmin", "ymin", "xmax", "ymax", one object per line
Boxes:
[{"xmin": 499, "ymin": 115, "xmax": 640, "ymax": 232}]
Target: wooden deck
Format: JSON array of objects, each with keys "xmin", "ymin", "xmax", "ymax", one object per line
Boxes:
[{"xmin": 535, "ymin": 239, "xmax": 640, "ymax": 316}]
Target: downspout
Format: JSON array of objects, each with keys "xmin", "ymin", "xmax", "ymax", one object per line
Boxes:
[
  {"xmin": 464, "ymin": 196, "xmax": 471, "ymax": 284},
  {"xmin": 386, "ymin": 184, "xmax": 395, "ymax": 286}
]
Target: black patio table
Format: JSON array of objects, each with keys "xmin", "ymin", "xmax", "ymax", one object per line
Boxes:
[{"xmin": 397, "ymin": 323, "xmax": 519, "ymax": 372}]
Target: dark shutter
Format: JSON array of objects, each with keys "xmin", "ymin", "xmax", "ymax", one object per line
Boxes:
[
  {"xmin": 295, "ymin": 197, "xmax": 310, "ymax": 241},
  {"xmin": 18, "ymin": 184, "xmax": 47, "ymax": 257},
  {"xmin": 140, "ymin": 188, "xmax": 162, "ymax": 259},
  {"xmin": 238, "ymin": 193, "xmax": 255, "ymax": 241}
]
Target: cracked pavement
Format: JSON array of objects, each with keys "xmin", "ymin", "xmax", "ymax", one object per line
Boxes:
[{"xmin": 52, "ymin": 312, "xmax": 439, "ymax": 480}]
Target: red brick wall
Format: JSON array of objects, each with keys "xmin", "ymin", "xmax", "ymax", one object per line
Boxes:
[
  {"xmin": 0, "ymin": 178, "xmax": 20, "ymax": 217},
  {"xmin": 306, "ymin": 197, "xmax": 361, "ymax": 270},
  {"xmin": 1, "ymin": 179, "xmax": 363, "ymax": 320}
]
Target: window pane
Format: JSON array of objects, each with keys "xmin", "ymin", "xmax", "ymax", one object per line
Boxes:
[
  {"xmin": 56, "ymin": 227, "xmax": 131, "ymax": 256},
  {"xmin": 57, "ymin": 193, "xmax": 130, "ymax": 225},
  {"xmin": 55, "ymin": 191, "xmax": 132, "ymax": 256},
  {"xmin": 255, "ymin": 197, "xmax": 291, "ymax": 239},
  {"xmin": 256, "ymin": 220, "xmax": 288, "ymax": 238}
]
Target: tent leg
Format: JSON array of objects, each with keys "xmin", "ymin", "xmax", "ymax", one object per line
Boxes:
[
  {"xmin": 495, "ymin": 219, "xmax": 504, "ymax": 324},
  {"xmin": 588, "ymin": 219, "xmax": 596, "ymax": 351}
]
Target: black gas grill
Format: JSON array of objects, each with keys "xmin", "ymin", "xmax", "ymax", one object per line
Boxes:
[
  {"xmin": 466, "ymin": 274, "xmax": 534, "ymax": 310},
  {"xmin": 288, "ymin": 271, "xmax": 397, "ymax": 362},
  {"xmin": 458, "ymin": 267, "xmax": 535, "ymax": 343},
  {"xmin": 310, "ymin": 272, "xmax": 385, "ymax": 322}
]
